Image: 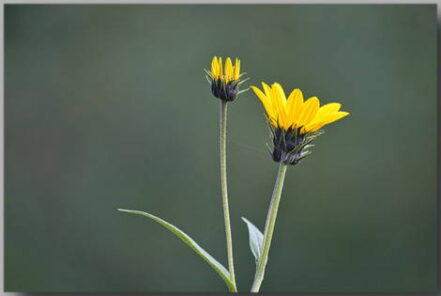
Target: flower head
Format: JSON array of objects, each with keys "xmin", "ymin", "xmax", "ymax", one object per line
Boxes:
[
  {"xmin": 251, "ymin": 82, "xmax": 349, "ymax": 165},
  {"xmin": 206, "ymin": 56, "xmax": 248, "ymax": 102}
]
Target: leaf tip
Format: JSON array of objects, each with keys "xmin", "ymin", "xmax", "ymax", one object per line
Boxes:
[
  {"xmin": 241, "ymin": 216, "xmax": 249, "ymax": 223},
  {"xmin": 117, "ymin": 208, "xmax": 132, "ymax": 213}
]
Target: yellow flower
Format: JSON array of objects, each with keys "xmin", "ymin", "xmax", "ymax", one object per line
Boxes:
[
  {"xmin": 206, "ymin": 56, "xmax": 247, "ymax": 102},
  {"xmin": 251, "ymin": 82, "xmax": 349, "ymax": 165},
  {"xmin": 250, "ymin": 82, "xmax": 349, "ymax": 134},
  {"xmin": 211, "ymin": 56, "xmax": 241, "ymax": 83}
]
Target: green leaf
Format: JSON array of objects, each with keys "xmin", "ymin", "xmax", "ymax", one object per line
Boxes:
[
  {"xmin": 118, "ymin": 208, "xmax": 237, "ymax": 292},
  {"xmin": 241, "ymin": 217, "xmax": 264, "ymax": 262}
]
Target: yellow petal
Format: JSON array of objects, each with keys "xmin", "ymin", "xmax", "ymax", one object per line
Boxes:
[
  {"xmin": 211, "ymin": 56, "xmax": 219, "ymax": 79},
  {"xmin": 323, "ymin": 111, "xmax": 350, "ymax": 125},
  {"xmin": 297, "ymin": 96, "xmax": 320, "ymax": 127},
  {"xmin": 234, "ymin": 58, "xmax": 240, "ymax": 80},
  {"xmin": 319, "ymin": 103, "xmax": 341, "ymax": 113},
  {"xmin": 272, "ymin": 83, "xmax": 287, "ymax": 105},
  {"xmin": 304, "ymin": 111, "xmax": 349, "ymax": 132},
  {"xmin": 312, "ymin": 103, "xmax": 341, "ymax": 121},
  {"xmin": 225, "ymin": 58, "xmax": 233, "ymax": 82},
  {"xmin": 218, "ymin": 57, "xmax": 223, "ymax": 77},
  {"xmin": 262, "ymin": 82, "xmax": 278, "ymax": 123},
  {"xmin": 250, "ymin": 85, "xmax": 275, "ymax": 120},
  {"xmin": 271, "ymin": 83, "xmax": 289, "ymax": 129},
  {"xmin": 262, "ymin": 82, "xmax": 272, "ymax": 98},
  {"xmin": 308, "ymin": 103, "xmax": 342, "ymax": 125},
  {"xmin": 302, "ymin": 122, "xmax": 323, "ymax": 133},
  {"xmin": 286, "ymin": 89, "xmax": 304, "ymax": 127}
]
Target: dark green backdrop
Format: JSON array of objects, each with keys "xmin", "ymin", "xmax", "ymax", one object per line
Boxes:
[{"xmin": 5, "ymin": 4, "xmax": 437, "ymax": 292}]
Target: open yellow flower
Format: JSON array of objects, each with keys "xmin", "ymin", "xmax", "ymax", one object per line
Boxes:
[
  {"xmin": 206, "ymin": 56, "xmax": 247, "ymax": 102},
  {"xmin": 251, "ymin": 82, "xmax": 349, "ymax": 165},
  {"xmin": 250, "ymin": 82, "xmax": 349, "ymax": 134}
]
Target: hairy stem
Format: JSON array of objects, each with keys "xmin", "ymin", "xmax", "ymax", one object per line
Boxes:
[
  {"xmin": 251, "ymin": 163, "xmax": 288, "ymax": 292},
  {"xmin": 220, "ymin": 100, "xmax": 237, "ymax": 291}
]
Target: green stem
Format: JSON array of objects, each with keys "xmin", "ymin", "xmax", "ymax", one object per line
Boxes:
[
  {"xmin": 251, "ymin": 163, "xmax": 288, "ymax": 293},
  {"xmin": 220, "ymin": 100, "xmax": 237, "ymax": 291}
]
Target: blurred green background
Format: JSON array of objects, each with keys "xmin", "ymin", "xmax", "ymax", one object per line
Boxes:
[{"xmin": 5, "ymin": 4, "xmax": 437, "ymax": 293}]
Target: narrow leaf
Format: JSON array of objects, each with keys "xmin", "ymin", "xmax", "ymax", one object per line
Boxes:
[
  {"xmin": 241, "ymin": 217, "xmax": 264, "ymax": 262},
  {"xmin": 118, "ymin": 208, "xmax": 236, "ymax": 292}
]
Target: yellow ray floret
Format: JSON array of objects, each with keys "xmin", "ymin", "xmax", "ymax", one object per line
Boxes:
[
  {"xmin": 250, "ymin": 82, "xmax": 349, "ymax": 133},
  {"xmin": 210, "ymin": 56, "xmax": 241, "ymax": 83}
]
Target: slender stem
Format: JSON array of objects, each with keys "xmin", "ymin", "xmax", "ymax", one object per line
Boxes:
[
  {"xmin": 251, "ymin": 163, "xmax": 288, "ymax": 293},
  {"xmin": 219, "ymin": 100, "xmax": 237, "ymax": 290}
]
